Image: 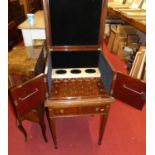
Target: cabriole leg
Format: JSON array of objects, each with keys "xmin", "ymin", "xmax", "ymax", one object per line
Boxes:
[{"xmin": 17, "ymin": 120, "xmax": 28, "ymax": 141}]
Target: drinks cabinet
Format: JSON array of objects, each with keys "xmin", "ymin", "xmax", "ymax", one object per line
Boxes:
[{"xmin": 9, "ymin": 0, "xmax": 146, "ymax": 148}]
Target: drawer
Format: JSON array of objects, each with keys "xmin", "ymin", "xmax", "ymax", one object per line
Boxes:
[
  {"xmin": 48, "ymin": 107, "xmax": 78, "ymax": 116},
  {"xmin": 48, "ymin": 104, "xmax": 110, "ymax": 117},
  {"xmin": 79, "ymin": 104, "xmax": 110, "ymax": 114}
]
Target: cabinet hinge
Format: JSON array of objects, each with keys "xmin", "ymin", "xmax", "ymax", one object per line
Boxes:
[
  {"xmin": 43, "ymin": 50, "xmax": 47, "ymax": 58},
  {"xmin": 14, "ymin": 100, "xmax": 18, "ymax": 106},
  {"xmin": 98, "ymin": 48, "xmax": 101, "ymax": 51},
  {"xmin": 110, "ymin": 74, "xmax": 117, "ymax": 95},
  {"xmin": 113, "ymin": 73, "xmax": 117, "ymax": 81},
  {"xmin": 110, "ymin": 89, "xmax": 114, "ymax": 95},
  {"xmin": 44, "ymin": 77, "xmax": 47, "ymax": 83},
  {"xmin": 45, "ymin": 92, "xmax": 48, "ymax": 99}
]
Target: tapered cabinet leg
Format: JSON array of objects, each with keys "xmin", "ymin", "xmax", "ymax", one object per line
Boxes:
[
  {"xmin": 17, "ymin": 120, "xmax": 28, "ymax": 141},
  {"xmin": 38, "ymin": 104, "xmax": 48, "ymax": 142},
  {"xmin": 98, "ymin": 114, "xmax": 108, "ymax": 145},
  {"xmin": 46, "ymin": 108, "xmax": 58, "ymax": 149}
]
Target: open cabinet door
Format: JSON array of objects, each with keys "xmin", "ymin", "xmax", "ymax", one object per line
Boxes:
[
  {"xmin": 111, "ymin": 72, "xmax": 146, "ymax": 110},
  {"xmin": 10, "ymin": 74, "xmax": 48, "ymax": 116},
  {"xmin": 9, "ymin": 47, "xmax": 52, "ymax": 116}
]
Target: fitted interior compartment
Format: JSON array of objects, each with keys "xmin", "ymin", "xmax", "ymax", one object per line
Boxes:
[
  {"xmin": 49, "ymin": 78, "xmax": 109, "ymax": 100},
  {"xmin": 51, "ymin": 51, "xmax": 102, "ymax": 79},
  {"xmin": 52, "ymin": 68, "xmax": 101, "ymax": 79},
  {"xmin": 46, "ymin": 51, "xmax": 114, "ymax": 96}
]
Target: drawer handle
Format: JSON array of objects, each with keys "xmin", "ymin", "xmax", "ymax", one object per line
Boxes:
[
  {"xmin": 18, "ymin": 88, "xmax": 39, "ymax": 101},
  {"xmin": 32, "ymin": 109, "xmax": 37, "ymax": 112},
  {"xmin": 100, "ymin": 108, "xmax": 104, "ymax": 112},
  {"xmin": 95, "ymin": 107, "xmax": 99, "ymax": 111},
  {"xmin": 60, "ymin": 109, "xmax": 64, "ymax": 114},
  {"xmin": 123, "ymin": 85, "xmax": 145, "ymax": 95},
  {"xmin": 106, "ymin": 105, "xmax": 109, "ymax": 108}
]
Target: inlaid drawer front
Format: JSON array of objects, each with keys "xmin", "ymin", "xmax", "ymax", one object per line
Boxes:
[
  {"xmin": 79, "ymin": 104, "xmax": 110, "ymax": 114},
  {"xmin": 48, "ymin": 107, "xmax": 78, "ymax": 116},
  {"xmin": 48, "ymin": 104, "xmax": 110, "ymax": 117}
]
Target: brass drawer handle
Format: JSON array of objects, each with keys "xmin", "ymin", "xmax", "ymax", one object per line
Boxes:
[
  {"xmin": 95, "ymin": 107, "xmax": 99, "ymax": 112},
  {"xmin": 18, "ymin": 88, "xmax": 39, "ymax": 101},
  {"xmin": 100, "ymin": 108, "xmax": 104, "ymax": 112},
  {"xmin": 123, "ymin": 85, "xmax": 145, "ymax": 95},
  {"xmin": 32, "ymin": 109, "xmax": 37, "ymax": 112},
  {"xmin": 95, "ymin": 107, "xmax": 105, "ymax": 112},
  {"xmin": 60, "ymin": 109, "xmax": 64, "ymax": 114}
]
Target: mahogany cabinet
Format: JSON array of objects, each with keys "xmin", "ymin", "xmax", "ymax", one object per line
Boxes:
[
  {"xmin": 42, "ymin": 0, "xmax": 145, "ymax": 109},
  {"xmin": 10, "ymin": 0, "xmax": 146, "ymax": 148}
]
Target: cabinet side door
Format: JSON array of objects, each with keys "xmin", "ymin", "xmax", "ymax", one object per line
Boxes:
[
  {"xmin": 111, "ymin": 72, "xmax": 146, "ymax": 110},
  {"xmin": 10, "ymin": 74, "xmax": 48, "ymax": 116}
]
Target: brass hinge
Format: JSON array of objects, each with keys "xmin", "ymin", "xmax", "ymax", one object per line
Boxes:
[
  {"xmin": 14, "ymin": 100, "xmax": 18, "ymax": 106},
  {"xmin": 110, "ymin": 89, "xmax": 114, "ymax": 95},
  {"xmin": 110, "ymin": 74, "xmax": 117, "ymax": 95},
  {"xmin": 98, "ymin": 48, "xmax": 101, "ymax": 51},
  {"xmin": 113, "ymin": 73, "xmax": 117, "ymax": 81},
  {"xmin": 44, "ymin": 77, "xmax": 47, "ymax": 83},
  {"xmin": 45, "ymin": 92, "xmax": 48, "ymax": 99},
  {"xmin": 43, "ymin": 50, "xmax": 47, "ymax": 58}
]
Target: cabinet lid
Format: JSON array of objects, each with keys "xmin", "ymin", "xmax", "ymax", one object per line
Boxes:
[{"xmin": 43, "ymin": 0, "xmax": 107, "ymax": 50}]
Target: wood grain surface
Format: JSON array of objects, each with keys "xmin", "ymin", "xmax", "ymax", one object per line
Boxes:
[
  {"xmin": 45, "ymin": 78, "xmax": 113, "ymax": 108},
  {"xmin": 18, "ymin": 10, "xmax": 45, "ymax": 29}
]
